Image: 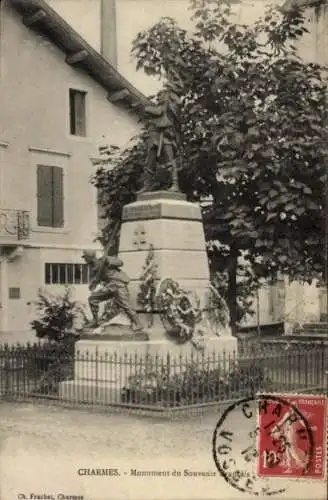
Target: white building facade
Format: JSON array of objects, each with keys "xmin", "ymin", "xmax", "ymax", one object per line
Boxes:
[{"xmin": 0, "ymin": 0, "xmax": 145, "ymax": 336}]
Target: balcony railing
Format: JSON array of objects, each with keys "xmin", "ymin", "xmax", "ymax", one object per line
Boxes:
[{"xmin": 0, "ymin": 208, "xmax": 30, "ymax": 242}]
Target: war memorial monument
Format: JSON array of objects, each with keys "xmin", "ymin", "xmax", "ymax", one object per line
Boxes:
[{"xmin": 59, "ymin": 100, "xmax": 238, "ymax": 403}]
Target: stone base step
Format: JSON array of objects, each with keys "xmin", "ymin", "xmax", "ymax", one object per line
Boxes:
[
  {"xmin": 59, "ymin": 380, "xmax": 121, "ymax": 405},
  {"xmin": 294, "ymin": 330, "xmax": 328, "ymax": 336},
  {"xmin": 302, "ymin": 323, "xmax": 328, "ymax": 331},
  {"xmin": 283, "ymin": 334, "xmax": 328, "ymax": 343}
]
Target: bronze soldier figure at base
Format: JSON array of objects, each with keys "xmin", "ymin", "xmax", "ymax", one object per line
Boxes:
[{"xmin": 82, "ymin": 251, "xmax": 144, "ymax": 332}]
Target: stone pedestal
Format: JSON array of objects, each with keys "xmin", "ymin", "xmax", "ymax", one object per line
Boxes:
[
  {"xmin": 120, "ymin": 192, "xmax": 210, "ymax": 300},
  {"xmin": 59, "ymin": 192, "xmax": 237, "ymax": 405},
  {"xmin": 59, "ymin": 335, "xmax": 238, "ymax": 404},
  {"xmin": 119, "ymin": 191, "xmax": 227, "ymax": 336}
]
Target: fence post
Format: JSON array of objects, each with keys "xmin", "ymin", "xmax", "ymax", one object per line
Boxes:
[
  {"xmin": 95, "ymin": 346, "xmax": 99, "ymax": 401},
  {"xmin": 166, "ymin": 352, "xmax": 171, "ymax": 408},
  {"xmin": 2, "ymin": 344, "xmax": 11, "ymax": 399},
  {"xmin": 3, "ymin": 349, "xmax": 10, "ymax": 398},
  {"xmin": 304, "ymin": 347, "xmax": 308, "ymax": 389}
]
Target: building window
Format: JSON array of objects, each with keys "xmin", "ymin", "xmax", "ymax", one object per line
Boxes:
[
  {"xmin": 9, "ymin": 287, "xmax": 21, "ymax": 299},
  {"xmin": 69, "ymin": 89, "xmax": 87, "ymax": 137},
  {"xmin": 45, "ymin": 263, "xmax": 90, "ymax": 285},
  {"xmin": 37, "ymin": 165, "xmax": 64, "ymax": 228}
]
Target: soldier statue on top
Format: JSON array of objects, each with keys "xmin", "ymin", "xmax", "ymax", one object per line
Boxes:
[
  {"xmin": 82, "ymin": 250, "xmax": 144, "ymax": 332},
  {"xmin": 138, "ymin": 76, "xmax": 183, "ymax": 193}
]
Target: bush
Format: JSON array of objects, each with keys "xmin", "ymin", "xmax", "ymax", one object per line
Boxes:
[
  {"xmin": 30, "ymin": 288, "xmax": 86, "ymax": 343},
  {"xmin": 28, "ymin": 340, "xmax": 76, "ymax": 370},
  {"xmin": 28, "ymin": 287, "xmax": 84, "ymax": 394},
  {"xmin": 0, "ymin": 342, "xmax": 75, "ymax": 396},
  {"xmin": 121, "ymin": 359, "xmax": 272, "ymax": 407},
  {"xmin": 33, "ymin": 357, "xmax": 73, "ymax": 395}
]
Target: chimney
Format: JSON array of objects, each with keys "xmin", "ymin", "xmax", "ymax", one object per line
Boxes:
[{"xmin": 100, "ymin": 0, "xmax": 118, "ymax": 68}]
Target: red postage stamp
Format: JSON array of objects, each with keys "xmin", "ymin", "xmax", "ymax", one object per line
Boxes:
[{"xmin": 257, "ymin": 393, "xmax": 327, "ymax": 480}]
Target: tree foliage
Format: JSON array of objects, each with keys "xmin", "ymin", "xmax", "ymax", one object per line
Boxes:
[{"xmin": 92, "ymin": 0, "xmax": 328, "ymax": 329}]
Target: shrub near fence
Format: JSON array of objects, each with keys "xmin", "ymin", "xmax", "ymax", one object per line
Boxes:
[
  {"xmin": 0, "ymin": 341, "xmax": 74, "ymax": 399},
  {"xmin": 0, "ymin": 340, "xmax": 327, "ymax": 410},
  {"xmin": 120, "ymin": 353, "xmax": 272, "ymax": 407}
]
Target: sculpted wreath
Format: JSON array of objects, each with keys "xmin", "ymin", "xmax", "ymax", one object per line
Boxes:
[{"xmin": 156, "ymin": 278, "xmax": 202, "ymax": 344}]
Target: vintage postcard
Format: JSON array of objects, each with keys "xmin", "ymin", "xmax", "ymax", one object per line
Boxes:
[{"xmin": 0, "ymin": 0, "xmax": 327, "ymax": 500}]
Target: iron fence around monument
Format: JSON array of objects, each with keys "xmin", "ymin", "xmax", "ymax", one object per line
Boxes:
[{"xmin": 0, "ymin": 340, "xmax": 327, "ymax": 413}]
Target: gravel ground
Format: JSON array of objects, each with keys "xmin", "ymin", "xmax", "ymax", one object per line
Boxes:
[{"xmin": 0, "ymin": 402, "xmax": 326, "ymax": 500}]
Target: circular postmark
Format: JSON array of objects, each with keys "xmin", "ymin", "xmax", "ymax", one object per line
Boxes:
[{"xmin": 212, "ymin": 395, "xmax": 314, "ymax": 496}]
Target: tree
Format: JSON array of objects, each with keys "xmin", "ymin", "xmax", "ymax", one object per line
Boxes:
[{"xmin": 92, "ymin": 0, "xmax": 328, "ymax": 332}]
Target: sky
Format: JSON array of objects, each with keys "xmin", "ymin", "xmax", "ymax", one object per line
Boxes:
[{"xmin": 45, "ymin": 0, "xmax": 298, "ymax": 96}]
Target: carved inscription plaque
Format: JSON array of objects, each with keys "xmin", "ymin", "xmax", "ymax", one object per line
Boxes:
[
  {"xmin": 123, "ymin": 204, "xmax": 162, "ymax": 221},
  {"xmin": 122, "ymin": 202, "xmax": 202, "ymax": 222}
]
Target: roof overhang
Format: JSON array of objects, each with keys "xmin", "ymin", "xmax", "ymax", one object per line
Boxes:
[{"xmin": 10, "ymin": 0, "xmax": 149, "ymax": 111}]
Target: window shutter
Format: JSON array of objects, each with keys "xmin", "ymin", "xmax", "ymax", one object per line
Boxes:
[
  {"xmin": 69, "ymin": 89, "xmax": 86, "ymax": 136},
  {"xmin": 52, "ymin": 166, "xmax": 64, "ymax": 227},
  {"xmin": 37, "ymin": 165, "xmax": 53, "ymax": 226},
  {"xmin": 75, "ymin": 92, "xmax": 86, "ymax": 136}
]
